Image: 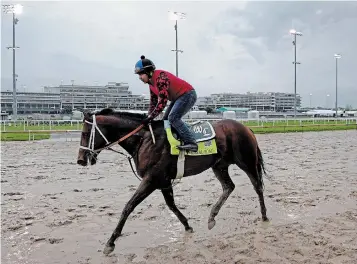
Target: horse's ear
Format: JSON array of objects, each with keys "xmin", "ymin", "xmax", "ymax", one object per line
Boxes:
[{"xmin": 83, "ymin": 109, "xmax": 91, "ymax": 119}]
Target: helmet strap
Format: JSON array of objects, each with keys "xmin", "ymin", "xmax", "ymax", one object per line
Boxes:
[
  {"xmin": 147, "ymin": 71, "xmax": 154, "ymax": 78},
  {"xmin": 147, "ymin": 71, "xmax": 154, "ymax": 85}
]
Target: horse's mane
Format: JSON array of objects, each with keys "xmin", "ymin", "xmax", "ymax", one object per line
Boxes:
[{"xmin": 87, "ymin": 108, "xmax": 149, "ymax": 122}]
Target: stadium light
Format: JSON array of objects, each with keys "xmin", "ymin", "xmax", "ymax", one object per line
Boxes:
[
  {"xmin": 334, "ymin": 53, "xmax": 341, "ymax": 117},
  {"xmin": 2, "ymin": 3, "xmax": 23, "ymax": 120},
  {"xmin": 168, "ymin": 11, "xmax": 186, "ymax": 77},
  {"xmin": 290, "ymin": 28, "xmax": 303, "ymax": 118}
]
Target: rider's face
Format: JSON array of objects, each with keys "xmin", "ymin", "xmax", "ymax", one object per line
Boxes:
[{"xmin": 139, "ymin": 73, "xmax": 149, "ymax": 83}]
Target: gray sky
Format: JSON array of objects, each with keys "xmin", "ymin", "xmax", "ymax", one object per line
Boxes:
[{"xmin": 1, "ymin": 0, "xmax": 357, "ymax": 108}]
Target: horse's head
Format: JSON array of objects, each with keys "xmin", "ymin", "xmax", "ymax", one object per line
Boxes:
[
  {"xmin": 77, "ymin": 109, "xmax": 116, "ymax": 166},
  {"xmin": 77, "ymin": 108, "xmax": 147, "ymax": 166}
]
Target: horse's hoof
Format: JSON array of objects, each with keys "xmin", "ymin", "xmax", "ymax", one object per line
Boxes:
[
  {"xmin": 103, "ymin": 243, "xmax": 115, "ymax": 256},
  {"xmin": 262, "ymin": 216, "xmax": 269, "ymax": 222},
  {"xmin": 185, "ymin": 226, "xmax": 194, "ymax": 233},
  {"xmin": 208, "ymin": 219, "xmax": 216, "ymax": 230}
]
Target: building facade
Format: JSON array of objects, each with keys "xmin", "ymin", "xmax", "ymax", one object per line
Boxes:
[
  {"xmin": 196, "ymin": 92, "xmax": 301, "ymax": 111},
  {"xmin": 1, "ymin": 82, "xmax": 151, "ymax": 115},
  {"xmin": 44, "ymin": 82, "xmax": 150, "ymax": 110},
  {"xmin": 1, "ymin": 81, "xmax": 301, "ymax": 115},
  {"xmin": 0, "ymin": 91, "xmax": 61, "ymax": 114}
]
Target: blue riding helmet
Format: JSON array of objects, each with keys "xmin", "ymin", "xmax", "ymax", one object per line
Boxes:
[{"xmin": 134, "ymin": 55, "xmax": 156, "ymax": 74}]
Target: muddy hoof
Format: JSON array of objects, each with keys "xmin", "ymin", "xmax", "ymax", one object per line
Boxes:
[
  {"xmin": 208, "ymin": 219, "xmax": 216, "ymax": 230},
  {"xmin": 185, "ymin": 226, "xmax": 194, "ymax": 233},
  {"xmin": 103, "ymin": 243, "xmax": 115, "ymax": 256}
]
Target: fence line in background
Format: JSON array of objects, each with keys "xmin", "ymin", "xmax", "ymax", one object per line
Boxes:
[
  {"xmin": 1, "ymin": 117, "xmax": 357, "ymax": 128},
  {"xmin": 1, "ymin": 122, "xmax": 357, "ymax": 134},
  {"xmin": 1, "ymin": 122, "xmax": 356, "ymax": 142},
  {"xmin": 1, "ymin": 117, "xmax": 357, "ymax": 142},
  {"xmin": 2, "ymin": 122, "xmax": 356, "ymax": 137}
]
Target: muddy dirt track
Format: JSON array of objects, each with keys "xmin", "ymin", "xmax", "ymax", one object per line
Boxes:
[{"xmin": 1, "ymin": 130, "xmax": 357, "ymax": 264}]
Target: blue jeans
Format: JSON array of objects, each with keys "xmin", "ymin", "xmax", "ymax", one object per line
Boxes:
[{"xmin": 163, "ymin": 90, "xmax": 197, "ymax": 144}]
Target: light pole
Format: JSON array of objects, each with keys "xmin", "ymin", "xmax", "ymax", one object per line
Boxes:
[
  {"xmin": 71, "ymin": 79, "xmax": 75, "ymax": 110},
  {"xmin": 289, "ymin": 29, "xmax": 303, "ymax": 118},
  {"xmin": 309, "ymin": 93, "xmax": 312, "ymax": 108},
  {"xmin": 334, "ymin": 53, "xmax": 341, "ymax": 118},
  {"xmin": 326, "ymin": 94, "xmax": 330, "ymax": 109},
  {"xmin": 168, "ymin": 11, "xmax": 186, "ymax": 77},
  {"xmin": 2, "ymin": 3, "xmax": 23, "ymax": 120}
]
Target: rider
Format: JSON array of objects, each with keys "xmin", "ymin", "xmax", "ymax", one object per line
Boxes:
[{"xmin": 134, "ymin": 55, "xmax": 198, "ymax": 152}]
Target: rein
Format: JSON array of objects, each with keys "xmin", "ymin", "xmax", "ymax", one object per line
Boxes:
[{"xmin": 105, "ymin": 136, "xmax": 144, "ymax": 182}]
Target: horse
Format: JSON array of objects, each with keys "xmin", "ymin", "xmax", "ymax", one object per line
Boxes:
[{"xmin": 76, "ymin": 108, "xmax": 269, "ymax": 255}]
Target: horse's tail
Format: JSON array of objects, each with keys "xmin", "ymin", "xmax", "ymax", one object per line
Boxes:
[
  {"xmin": 256, "ymin": 145, "xmax": 266, "ymax": 189},
  {"xmin": 247, "ymin": 127, "xmax": 266, "ymax": 190}
]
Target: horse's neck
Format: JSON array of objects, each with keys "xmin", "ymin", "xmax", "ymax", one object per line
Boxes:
[
  {"xmin": 114, "ymin": 118, "xmax": 144, "ymax": 156},
  {"xmin": 119, "ymin": 119, "xmax": 141, "ymax": 131},
  {"xmin": 110, "ymin": 116, "xmax": 163, "ymax": 155},
  {"xmin": 119, "ymin": 136, "xmax": 142, "ymax": 156}
]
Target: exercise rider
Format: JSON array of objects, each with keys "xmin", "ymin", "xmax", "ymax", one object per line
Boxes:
[{"xmin": 134, "ymin": 55, "xmax": 198, "ymax": 152}]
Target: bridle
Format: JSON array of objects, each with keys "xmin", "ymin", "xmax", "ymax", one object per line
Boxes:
[
  {"xmin": 78, "ymin": 114, "xmax": 181, "ymax": 188},
  {"xmin": 78, "ymin": 114, "xmax": 145, "ymax": 180},
  {"xmin": 79, "ymin": 114, "xmax": 144, "ymax": 154}
]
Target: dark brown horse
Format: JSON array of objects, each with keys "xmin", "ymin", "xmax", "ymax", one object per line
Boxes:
[{"xmin": 76, "ymin": 108, "xmax": 269, "ymax": 255}]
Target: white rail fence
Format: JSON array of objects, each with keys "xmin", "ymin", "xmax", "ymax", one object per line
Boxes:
[
  {"xmin": 1, "ymin": 117, "xmax": 357, "ymax": 142},
  {"xmin": 1, "ymin": 117, "xmax": 357, "ymax": 131}
]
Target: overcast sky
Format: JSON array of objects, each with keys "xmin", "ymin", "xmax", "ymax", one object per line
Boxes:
[{"xmin": 1, "ymin": 0, "xmax": 357, "ymax": 107}]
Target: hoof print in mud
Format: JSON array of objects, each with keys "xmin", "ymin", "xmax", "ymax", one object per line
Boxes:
[
  {"xmin": 48, "ymin": 238, "xmax": 64, "ymax": 244},
  {"xmin": 31, "ymin": 236, "xmax": 46, "ymax": 243}
]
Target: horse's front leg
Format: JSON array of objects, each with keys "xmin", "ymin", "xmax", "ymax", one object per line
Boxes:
[
  {"xmin": 161, "ymin": 186, "xmax": 193, "ymax": 232},
  {"xmin": 103, "ymin": 177, "xmax": 156, "ymax": 255}
]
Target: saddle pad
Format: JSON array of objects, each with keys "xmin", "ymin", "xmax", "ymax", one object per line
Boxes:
[{"xmin": 164, "ymin": 120, "xmax": 218, "ymax": 156}]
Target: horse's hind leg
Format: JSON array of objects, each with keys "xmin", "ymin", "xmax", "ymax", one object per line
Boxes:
[
  {"xmin": 208, "ymin": 166, "xmax": 235, "ymax": 230},
  {"xmin": 161, "ymin": 186, "xmax": 193, "ymax": 233}
]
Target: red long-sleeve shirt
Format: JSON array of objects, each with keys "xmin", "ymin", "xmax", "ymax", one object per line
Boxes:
[{"xmin": 148, "ymin": 69, "xmax": 193, "ymax": 118}]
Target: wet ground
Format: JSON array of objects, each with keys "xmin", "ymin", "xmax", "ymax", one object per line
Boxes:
[{"xmin": 1, "ymin": 130, "xmax": 357, "ymax": 264}]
